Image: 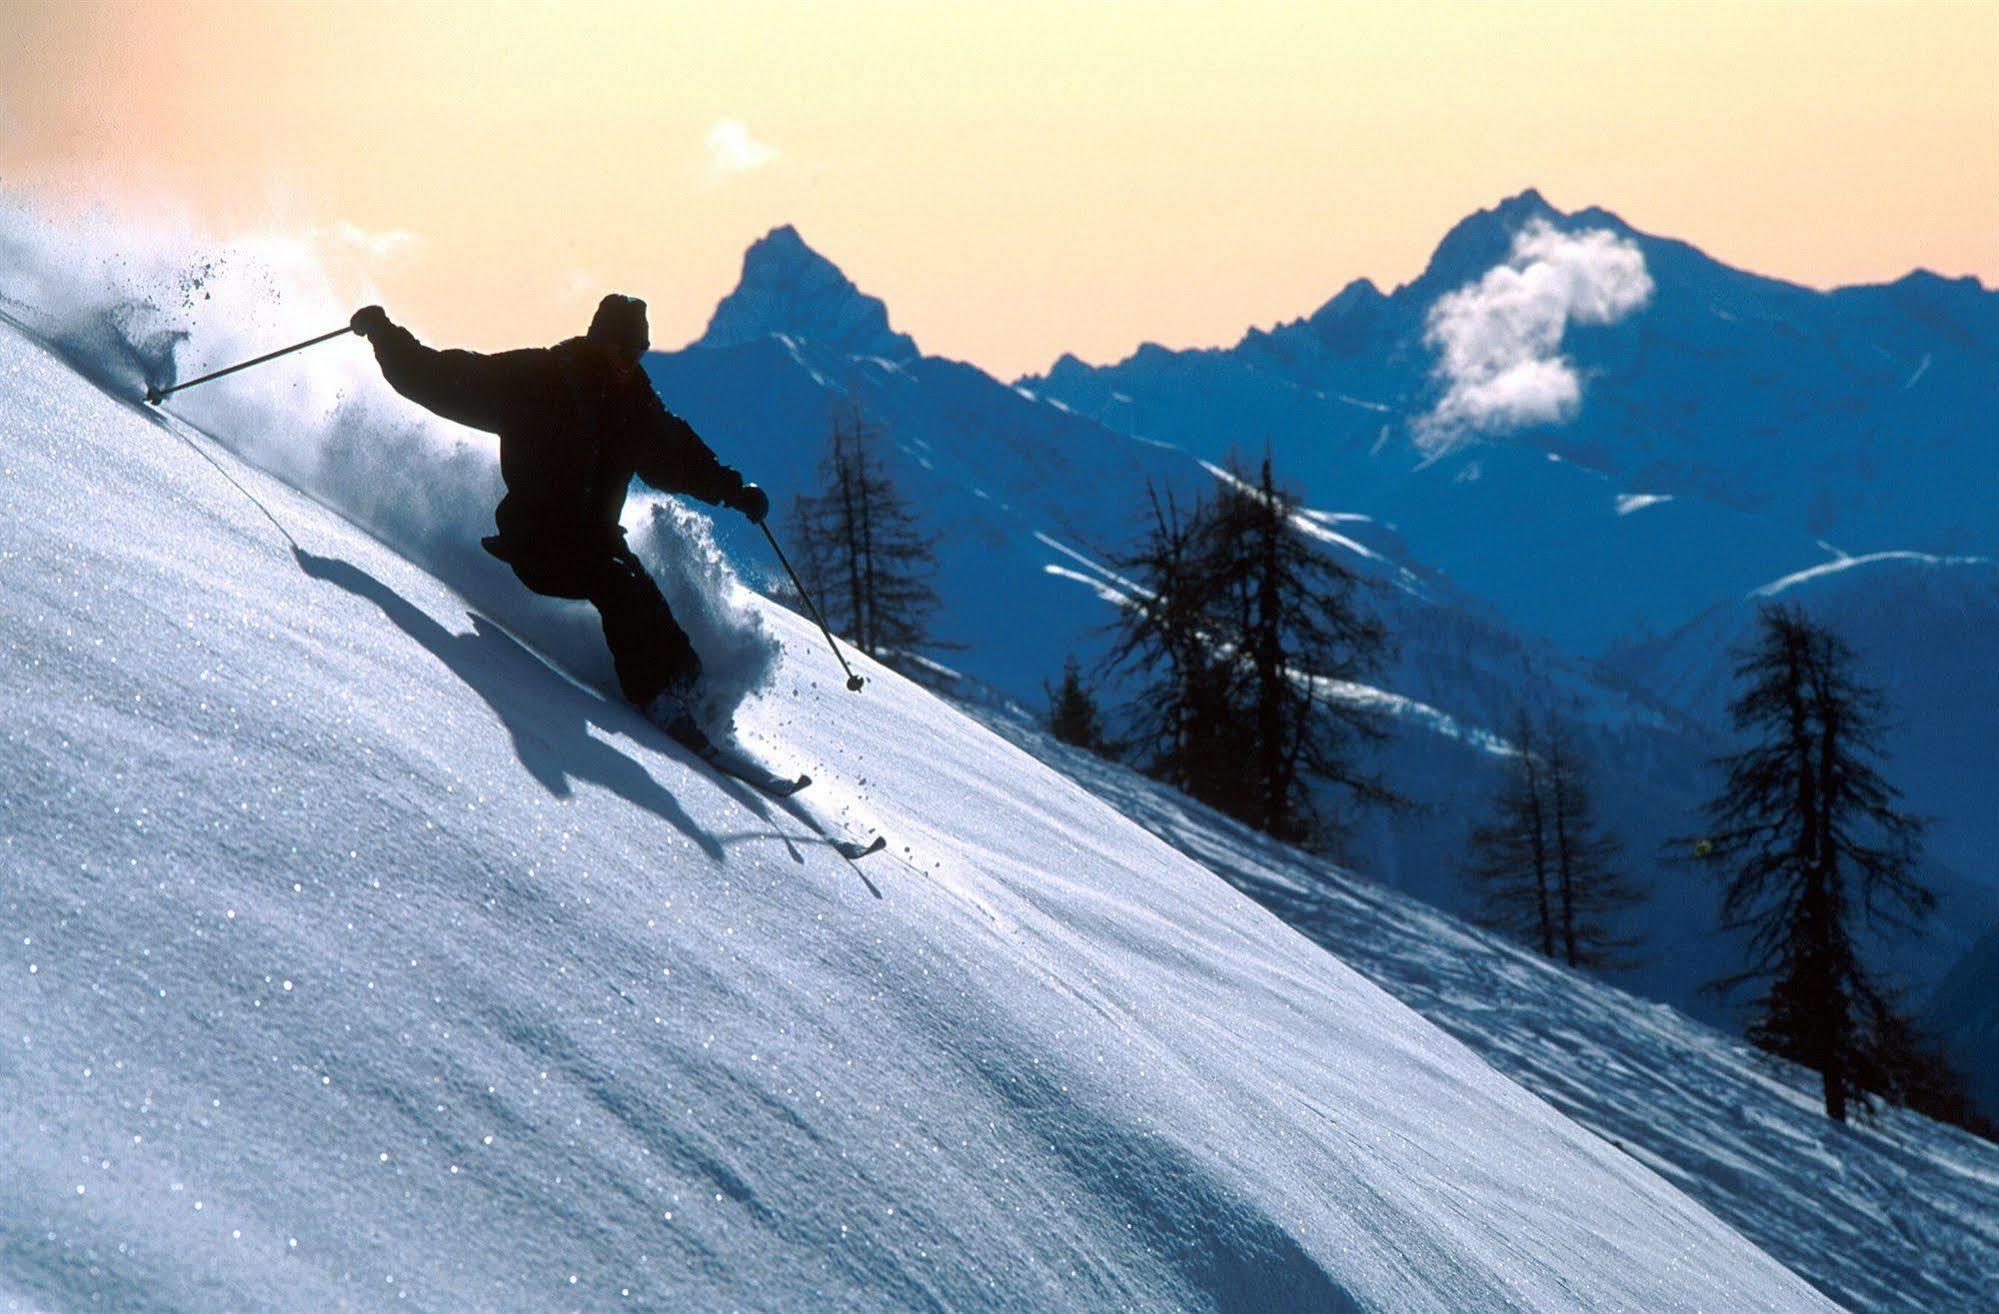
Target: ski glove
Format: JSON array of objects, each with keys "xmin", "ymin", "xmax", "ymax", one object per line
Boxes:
[
  {"xmin": 732, "ymin": 483, "xmax": 770, "ymax": 525},
  {"xmin": 350, "ymin": 305, "xmax": 391, "ymax": 340}
]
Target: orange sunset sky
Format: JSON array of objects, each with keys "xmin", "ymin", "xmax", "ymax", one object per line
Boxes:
[{"xmin": 3, "ymin": 0, "xmax": 1995, "ymax": 378}]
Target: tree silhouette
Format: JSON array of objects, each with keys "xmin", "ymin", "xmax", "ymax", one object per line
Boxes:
[
  {"xmin": 1690, "ymin": 605, "xmax": 1939, "ymax": 1123},
  {"xmin": 791, "ymin": 408, "xmax": 945, "ymax": 674},
  {"xmin": 1464, "ymin": 709, "xmax": 1643, "ymax": 970},
  {"xmin": 1104, "ymin": 454, "xmax": 1391, "ymax": 847},
  {"xmin": 1045, "ymin": 653, "xmax": 1106, "ymax": 752}
]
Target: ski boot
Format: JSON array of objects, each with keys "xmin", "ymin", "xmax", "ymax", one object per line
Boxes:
[{"xmin": 642, "ymin": 680, "xmax": 714, "ymax": 757}]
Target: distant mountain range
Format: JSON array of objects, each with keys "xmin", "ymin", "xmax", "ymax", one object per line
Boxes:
[
  {"xmin": 645, "ymin": 195, "xmax": 1996, "ymax": 1068},
  {"xmin": 1028, "ymin": 188, "xmax": 1998, "ymax": 651}
]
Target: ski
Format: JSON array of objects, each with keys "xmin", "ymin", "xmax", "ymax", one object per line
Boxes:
[
  {"xmin": 697, "ymin": 742, "xmax": 812, "ymax": 798},
  {"xmin": 650, "ymin": 711, "xmax": 884, "ymax": 860},
  {"xmin": 650, "ymin": 711, "xmax": 810, "ymax": 797},
  {"xmin": 833, "ymin": 834, "xmax": 887, "ymax": 861}
]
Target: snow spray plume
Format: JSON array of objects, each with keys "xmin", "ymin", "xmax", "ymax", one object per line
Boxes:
[
  {"xmin": 626, "ymin": 500, "xmax": 782, "ymax": 719},
  {"xmin": 0, "ymin": 194, "xmax": 191, "ymax": 402},
  {"xmin": 0, "ymin": 187, "xmax": 779, "ymax": 719},
  {"xmin": 1417, "ymin": 220, "xmax": 1652, "ymax": 450}
]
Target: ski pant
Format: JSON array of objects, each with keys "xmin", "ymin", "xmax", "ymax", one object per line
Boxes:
[{"xmin": 483, "ymin": 534, "xmax": 700, "ymax": 708}]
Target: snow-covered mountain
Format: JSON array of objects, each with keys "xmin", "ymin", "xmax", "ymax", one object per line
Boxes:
[
  {"xmin": 695, "ymin": 224, "xmax": 919, "ymax": 363},
  {"xmin": 0, "ymin": 306, "xmax": 1868, "ymax": 1312},
  {"xmin": 1026, "ymin": 189, "xmax": 1998, "ymax": 653}
]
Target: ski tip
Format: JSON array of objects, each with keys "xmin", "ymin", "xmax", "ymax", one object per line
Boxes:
[
  {"xmin": 836, "ymin": 835, "xmax": 888, "ymax": 860},
  {"xmin": 762, "ymin": 774, "xmax": 811, "ymax": 798}
]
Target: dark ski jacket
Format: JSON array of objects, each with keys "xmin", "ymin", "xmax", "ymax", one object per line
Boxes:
[{"xmin": 366, "ymin": 320, "xmax": 747, "ymax": 594}]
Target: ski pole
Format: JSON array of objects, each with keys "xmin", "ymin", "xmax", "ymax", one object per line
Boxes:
[
  {"xmin": 145, "ymin": 324, "xmax": 354, "ymax": 406},
  {"xmin": 760, "ymin": 521, "xmax": 865, "ymax": 692}
]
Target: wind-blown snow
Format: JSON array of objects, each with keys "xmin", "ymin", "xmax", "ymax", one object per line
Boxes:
[
  {"xmin": 0, "ymin": 189, "xmax": 780, "ymax": 724},
  {"xmin": 1419, "ymin": 221, "xmax": 1653, "ymax": 446},
  {"xmin": 0, "ymin": 309, "xmax": 1838, "ymax": 1311}
]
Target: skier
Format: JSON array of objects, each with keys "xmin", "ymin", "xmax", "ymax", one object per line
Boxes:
[{"xmin": 348, "ymin": 295, "xmax": 768, "ymax": 751}]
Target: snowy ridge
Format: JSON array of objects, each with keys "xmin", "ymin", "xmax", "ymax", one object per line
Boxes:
[
  {"xmin": 0, "ymin": 309, "xmax": 1838, "ymax": 1309},
  {"xmin": 1751, "ymin": 549, "xmax": 1992, "ymax": 598},
  {"xmin": 1028, "ymin": 188, "xmax": 1998, "ymax": 654}
]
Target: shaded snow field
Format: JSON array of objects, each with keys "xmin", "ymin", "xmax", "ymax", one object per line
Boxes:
[
  {"xmin": 969, "ymin": 710, "xmax": 1999, "ymax": 1314},
  {"xmin": 0, "ymin": 304, "xmax": 1852, "ymax": 1309}
]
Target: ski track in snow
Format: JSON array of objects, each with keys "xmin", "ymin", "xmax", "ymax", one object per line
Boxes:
[{"xmin": 0, "ymin": 313, "xmax": 1855, "ymax": 1311}]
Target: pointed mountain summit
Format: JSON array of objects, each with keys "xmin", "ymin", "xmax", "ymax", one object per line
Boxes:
[
  {"xmin": 694, "ymin": 224, "xmax": 918, "ymax": 361},
  {"xmin": 1301, "ymin": 276, "xmax": 1390, "ymax": 354},
  {"xmin": 1410, "ymin": 186, "xmax": 1565, "ymax": 292}
]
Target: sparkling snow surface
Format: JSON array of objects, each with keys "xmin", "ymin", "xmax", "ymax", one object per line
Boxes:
[
  {"xmin": 971, "ymin": 711, "xmax": 1999, "ymax": 1314},
  {"xmin": 0, "ymin": 319, "xmax": 1840, "ymax": 1311}
]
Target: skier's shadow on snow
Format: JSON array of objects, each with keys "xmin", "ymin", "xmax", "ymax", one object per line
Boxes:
[{"xmin": 292, "ymin": 547, "xmax": 725, "ymax": 863}]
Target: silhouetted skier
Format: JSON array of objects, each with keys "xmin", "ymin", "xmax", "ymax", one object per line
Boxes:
[{"xmin": 350, "ymin": 295, "xmax": 768, "ymax": 749}]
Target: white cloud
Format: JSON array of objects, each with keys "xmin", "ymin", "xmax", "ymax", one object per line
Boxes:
[
  {"xmin": 1417, "ymin": 220, "xmax": 1652, "ymax": 448},
  {"xmin": 704, "ymin": 118, "xmax": 779, "ymax": 178},
  {"xmin": 305, "ymin": 222, "xmax": 424, "ymax": 273},
  {"xmin": 324, "ymin": 222, "xmax": 423, "ymax": 261}
]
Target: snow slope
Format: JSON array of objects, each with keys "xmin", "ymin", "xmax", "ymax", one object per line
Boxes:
[
  {"xmin": 0, "ymin": 296, "xmax": 1838, "ymax": 1309},
  {"xmin": 967, "ymin": 709, "xmax": 1999, "ymax": 1314}
]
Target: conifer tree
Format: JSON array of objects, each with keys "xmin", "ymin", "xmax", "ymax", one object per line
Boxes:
[
  {"xmin": 1691, "ymin": 605, "xmax": 1936, "ymax": 1123},
  {"xmin": 791, "ymin": 408, "xmax": 945, "ymax": 673},
  {"xmin": 1464, "ymin": 711, "xmax": 1559, "ymax": 958},
  {"xmin": 1103, "ymin": 455, "xmax": 1391, "ymax": 847},
  {"xmin": 1203, "ymin": 455, "xmax": 1392, "ymax": 841},
  {"xmin": 1464, "ymin": 710, "xmax": 1643, "ymax": 970},
  {"xmin": 1045, "ymin": 654, "xmax": 1106, "ymax": 752},
  {"xmin": 1102, "ymin": 484, "xmax": 1233, "ymax": 797}
]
